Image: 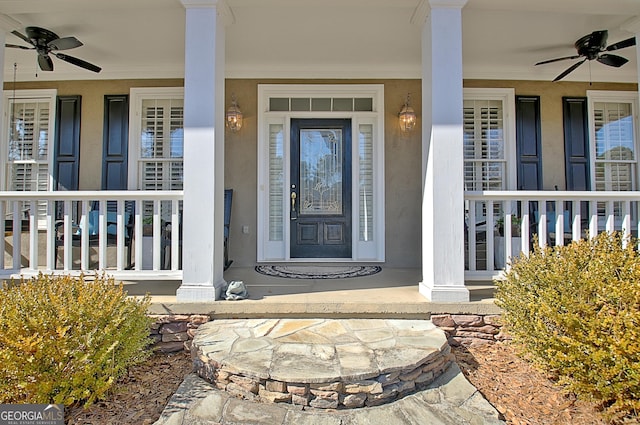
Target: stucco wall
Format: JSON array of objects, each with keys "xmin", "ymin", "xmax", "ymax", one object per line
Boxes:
[
  {"xmin": 463, "ymin": 80, "xmax": 637, "ymax": 190},
  {"xmin": 4, "ymin": 78, "xmax": 638, "ymax": 269}
]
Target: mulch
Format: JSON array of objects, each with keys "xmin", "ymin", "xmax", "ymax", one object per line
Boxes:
[{"xmin": 65, "ymin": 342, "xmax": 632, "ymax": 425}]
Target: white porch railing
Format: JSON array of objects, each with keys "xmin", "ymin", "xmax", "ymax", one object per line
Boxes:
[
  {"xmin": 465, "ymin": 191, "xmax": 640, "ymax": 280},
  {"xmin": 0, "ymin": 190, "xmax": 183, "ymax": 280}
]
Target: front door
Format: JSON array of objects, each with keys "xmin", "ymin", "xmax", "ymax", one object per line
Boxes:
[{"xmin": 290, "ymin": 119, "xmax": 352, "ymax": 258}]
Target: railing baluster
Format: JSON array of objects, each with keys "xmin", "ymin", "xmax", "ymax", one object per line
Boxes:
[
  {"xmin": 46, "ymin": 200, "xmax": 54, "ymax": 270},
  {"xmin": 486, "ymin": 201, "xmax": 494, "ymax": 271},
  {"xmin": 63, "ymin": 200, "xmax": 73, "ymax": 271},
  {"xmin": 80, "ymin": 201, "xmax": 89, "ymax": 270},
  {"xmin": 538, "ymin": 200, "xmax": 547, "ymax": 248},
  {"xmin": 504, "ymin": 211, "xmax": 512, "ymax": 271},
  {"xmin": 605, "ymin": 200, "xmax": 615, "ymax": 233},
  {"xmin": 134, "ymin": 199, "xmax": 143, "ymax": 271},
  {"xmin": 555, "ymin": 200, "xmax": 563, "ymax": 247},
  {"xmin": 116, "ymin": 200, "xmax": 125, "ymax": 271},
  {"xmin": 171, "ymin": 199, "xmax": 180, "ymax": 271},
  {"xmin": 622, "ymin": 200, "xmax": 631, "ymax": 245},
  {"xmin": 521, "ymin": 201, "xmax": 530, "ymax": 257},
  {"xmin": 29, "ymin": 200, "xmax": 38, "ymax": 270},
  {"xmin": 589, "ymin": 200, "xmax": 598, "ymax": 239},
  {"xmin": 98, "ymin": 200, "xmax": 107, "ymax": 269},
  {"xmin": 12, "ymin": 201, "xmax": 21, "ymax": 270},
  {"xmin": 467, "ymin": 200, "xmax": 477, "ymax": 272},
  {"xmin": 153, "ymin": 199, "xmax": 161, "ymax": 271},
  {"xmin": 572, "ymin": 200, "xmax": 581, "ymax": 242}
]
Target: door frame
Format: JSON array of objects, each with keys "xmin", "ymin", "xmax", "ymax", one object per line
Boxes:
[{"xmin": 256, "ymin": 84, "xmax": 385, "ymax": 262}]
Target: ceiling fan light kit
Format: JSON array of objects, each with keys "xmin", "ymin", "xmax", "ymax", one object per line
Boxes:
[
  {"xmin": 535, "ymin": 29, "xmax": 636, "ymax": 81},
  {"xmin": 5, "ymin": 26, "xmax": 102, "ymax": 73}
]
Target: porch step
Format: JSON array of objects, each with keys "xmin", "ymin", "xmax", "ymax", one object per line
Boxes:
[
  {"xmin": 155, "ymin": 318, "xmax": 504, "ymax": 424},
  {"xmin": 191, "ymin": 318, "xmax": 453, "ymax": 409}
]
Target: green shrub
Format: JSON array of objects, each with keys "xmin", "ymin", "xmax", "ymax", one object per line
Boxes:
[
  {"xmin": 496, "ymin": 232, "xmax": 640, "ymax": 420},
  {"xmin": 0, "ymin": 273, "xmax": 152, "ymax": 406}
]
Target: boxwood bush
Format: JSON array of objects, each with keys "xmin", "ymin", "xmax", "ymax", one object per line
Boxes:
[
  {"xmin": 496, "ymin": 232, "xmax": 640, "ymax": 420},
  {"xmin": 0, "ymin": 273, "xmax": 152, "ymax": 406}
]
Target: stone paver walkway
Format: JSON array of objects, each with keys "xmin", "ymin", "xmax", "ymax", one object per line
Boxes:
[{"xmin": 154, "ymin": 318, "xmax": 504, "ymax": 424}]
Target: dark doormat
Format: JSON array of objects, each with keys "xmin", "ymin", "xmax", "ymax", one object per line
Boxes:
[{"xmin": 254, "ymin": 265, "xmax": 382, "ymax": 279}]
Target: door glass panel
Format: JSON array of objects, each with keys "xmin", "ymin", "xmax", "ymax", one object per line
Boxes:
[
  {"xmin": 299, "ymin": 129, "xmax": 343, "ymax": 215},
  {"xmin": 359, "ymin": 124, "xmax": 374, "ymax": 241},
  {"xmin": 269, "ymin": 124, "xmax": 284, "ymax": 240}
]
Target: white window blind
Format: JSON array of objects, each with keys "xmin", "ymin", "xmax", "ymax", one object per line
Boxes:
[
  {"xmin": 139, "ymin": 98, "xmax": 184, "ymax": 191},
  {"xmin": 6, "ymin": 99, "xmax": 52, "ymax": 221},
  {"xmin": 463, "ymin": 99, "xmax": 506, "ymax": 191},
  {"xmin": 359, "ymin": 123, "xmax": 374, "ymax": 242},
  {"xmin": 268, "ymin": 124, "xmax": 284, "ymax": 241},
  {"xmin": 593, "ymin": 101, "xmax": 635, "ymax": 192}
]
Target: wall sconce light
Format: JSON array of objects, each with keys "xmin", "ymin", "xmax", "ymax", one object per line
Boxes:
[
  {"xmin": 226, "ymin": 94, "xmax": 243, "ymax": 132},
  {"xmin": 398, "ymin": 93, "xmax": 416, "ymax": 133}
]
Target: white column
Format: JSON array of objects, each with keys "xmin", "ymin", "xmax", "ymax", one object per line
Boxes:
[
  {"xmin": 419, "ymin": 0, "xmax": 469, "ymax": 302},
  {"xmin": 177, "ymin": 0, "xmax": 228, "ymax": 301}
]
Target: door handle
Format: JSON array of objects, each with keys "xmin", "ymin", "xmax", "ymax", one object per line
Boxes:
[{"xmin": 290, "ymin": 185, "xmax": 297, "ymax": 220}]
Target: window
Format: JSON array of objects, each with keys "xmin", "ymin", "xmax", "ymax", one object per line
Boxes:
[
  {"xmin": 129, "ymin": 88, "xmax": 184, "ymax": 219},
  {"xmin": 130, "ymin": 88, "xmax": 184, "ymax": 191},
  {"xmin": 588, "ymin": 93, "xmax": 637, "ymax": 191},
  {"xmin": 463, "ymin": 89, "xmax": 516, "ymax": 191},
  {"xmin": 588, "ymin": 91, "xmax": 639, "ymax": 227},
  {"xmin": 2, "ymin": 90, "xmax": 56, "ymax": 222}
]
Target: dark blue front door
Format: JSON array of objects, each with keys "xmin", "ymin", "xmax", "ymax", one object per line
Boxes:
[{"xmin": 290, "ymin": 119, "xmax": 352, "ymax": 258}]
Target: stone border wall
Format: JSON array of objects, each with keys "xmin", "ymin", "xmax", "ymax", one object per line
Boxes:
[
  {"xmin": 149, "ymin": 314, "xmax": 210, "ymax": 353},
  {"xmin": 431, "ymin": 314, "xmax": 510, "ymax": 347},
  {"xmin": 148, "ymin": 313, "xmax": 508, "ymax": 353},
  {"xmin": 193, "ymin": 345, "xmax": 453, "ymax": 409}
]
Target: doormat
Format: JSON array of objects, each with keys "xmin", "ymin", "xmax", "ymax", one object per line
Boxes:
[{"xmin": 255, "ymin": 265, "xmax": 382, "ymax": 279}]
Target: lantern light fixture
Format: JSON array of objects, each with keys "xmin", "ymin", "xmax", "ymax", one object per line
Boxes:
[
  {"xmin": 398, "ymin": 93, "xmax": 416, "ymax": 133},
  {"xmin": 226, "ymin": 94, "xmax": 243, "ymax": 132}
]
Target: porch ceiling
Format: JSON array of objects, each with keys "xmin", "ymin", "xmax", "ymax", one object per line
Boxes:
[{"xmin": 1, "ymin": 0, "xmax": 638, "ymax": 83}]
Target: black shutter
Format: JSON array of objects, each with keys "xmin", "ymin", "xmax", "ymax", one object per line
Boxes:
[
  {"xmin": 515, "ymin": 96, "xmax": 543, "ymax": 190},
  {"xmin": 563, "ymin": 97, "xmax": 590, "ymax": 190},
  {"xmin": 53, "ymin": 95, "xmax": 81, "ymax": 191},
  {"xmin": 102, "ymin": 95, "xmax": 129, "ymax": 190}
]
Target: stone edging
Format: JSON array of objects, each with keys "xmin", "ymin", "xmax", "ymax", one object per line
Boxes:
[
  {"xmin": 192, "ymin": 344, "xmax": 454, "ymax": 409},
  {"xmin": 431, "ymin": 314, "xmax": 510, "ymax": 347},
  {"xmin": 149, "ymin": 313, "xmax": 509, "ymax": 353}
]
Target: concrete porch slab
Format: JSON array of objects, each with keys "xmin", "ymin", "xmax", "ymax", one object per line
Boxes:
[{"xmin": 124, "ymin": 268, "xmax": 500, "ymax": 318}]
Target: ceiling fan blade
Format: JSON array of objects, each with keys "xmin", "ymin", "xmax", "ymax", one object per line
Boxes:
[
  {"xmin": 535, "ymin": 55, "xmax": 581, "ymax": 66},
  {"xmin": 606, "ymin": 36, "xmax": 636, "ymax": 52},
  {"xmin": 37, "ymin": 54, "xmax": 54, "ymax": 71},
  {"xmin": 597, "ymin": 53, "xmax": 628, "ymax": 68},
  {"xmin": 11, "ymin": 30, "xmax": 33, "ymax": 45},
  {"xmin": 48, "ymin": 36, "xmax": 82, "ymax": 51},
  {"xmin": 5, "ymin": 43, "xmax": 33, "ymax": 50},
  {"xmin": 553, "ymin": 58, "xmax": 587, "ymax": 82},
  {"xmin": 53, "ymin": 52, "xmax": 101, "ymax": 73}
]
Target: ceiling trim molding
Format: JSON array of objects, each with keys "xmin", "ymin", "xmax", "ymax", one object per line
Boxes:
[
  {"xmin": 0, "ymin": 14, "xmax": 21, "ymax": 33},
  {"xmin": 621, "ymin": 16, "xmax": 640, "ymax": 34}
]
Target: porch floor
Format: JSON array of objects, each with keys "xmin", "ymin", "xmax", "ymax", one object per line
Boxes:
[{"xmin": 125, "ymin": 267, "xmax": 500, "ymax": 318}]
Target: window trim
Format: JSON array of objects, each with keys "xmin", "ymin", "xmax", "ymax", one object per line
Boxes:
[
  {"xmin": 587, "ymin": 90, "xmax": 640, "ymax": 192},
  {"xmin": 128, "ymin": 87, "xmax": 184, "ymax": 190},
  {"xmin": 462, "ymin": 88, "xmax": 517, "ymax": 191},
  {"xmin": 1, "ymin": 89, "xmax": 57, "ymax": 192}
]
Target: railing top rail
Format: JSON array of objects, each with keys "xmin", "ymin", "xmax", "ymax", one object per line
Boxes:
[
  {"xmin": 0, "ymin": 190, "xmax": 184, "ymax": 201},
  {"xmin": 464, "ymin": 190, "xmax": 640, "ymax": 202}
]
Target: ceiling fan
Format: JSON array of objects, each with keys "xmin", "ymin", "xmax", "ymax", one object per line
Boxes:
[
  {"xmin": 6, "ymin": 26, "xmax": 101, "ymax": 73},
  {"xmin": 535, "ymin": 30, "xmax": 636, "ymax": 81}
]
